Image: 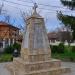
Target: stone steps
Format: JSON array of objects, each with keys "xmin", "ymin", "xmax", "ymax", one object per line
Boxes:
[
  {"xmin": 13, "ymin": 58, "xmax": 61, "ymax": 64},
  {"xmin": 13, "ymin": 58, "xmax": 61, "ymax": 71},
  {"xmin": 6, "ymin": 63, "xmax": 70, "ymax": 75},
  {"xmin": 6, "ymin": 58, "xmax": 71, "ymax": 75}
]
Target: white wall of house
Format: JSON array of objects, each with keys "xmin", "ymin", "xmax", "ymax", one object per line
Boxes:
[{"xmin": 0, "ymin": 38, "xmax": 15, "ymax": 49}]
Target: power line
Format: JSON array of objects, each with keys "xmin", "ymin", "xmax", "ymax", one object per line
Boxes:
[
  {"xmin": 2, "ymin": 0, "xmax": 33, "ymax": 7},
  {"xmin": 30, "ymin": 0, "xmax": 35, "ymax": 4},
  {"xmin": 1, "ymin": 0, "xmax": 75, "ymax": 14},
  {"xmin": 17, "ymin": 0, "xmax": 66, "ymax": 9},
  {"xmin": 2, "ymin": 0, "xmax": 66, "ymax": 10},
  {"xmin": 4, "ymin": 3, "xmax": 57, "ymax": 14}
]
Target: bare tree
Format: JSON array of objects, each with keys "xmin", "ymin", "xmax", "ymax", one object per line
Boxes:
[
  {"xmin": 20, "ymin": 10, "xmax": 30, "ymax": 31},
  {"xmin": 0, "ymin": 3, "xmax": 4, "ymax": 15},
  {"xmin": 4, "ymin": 14, "xmax": 11, "ymax": 23}
]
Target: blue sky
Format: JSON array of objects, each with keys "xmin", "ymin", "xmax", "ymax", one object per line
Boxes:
[{"xmin": 0, "ymin": 0, "xmax": 75, "ymax": 32}]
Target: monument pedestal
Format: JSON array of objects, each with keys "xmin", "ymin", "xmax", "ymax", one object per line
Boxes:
[
  {"xmin": 7, "ymin": 58, "xmax": 70, "ymax": 75},
  {"xmin": 6, "ymin": 3, "xmax": 71, "ymax": 75}
]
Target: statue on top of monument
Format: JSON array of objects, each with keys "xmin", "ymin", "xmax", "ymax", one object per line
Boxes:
[
  {"xmin": 33, "ymin": 3, "xmax": 38, "ymax": 13},
  {"xmin": 31, "ymin": 3, "xmax": 42, "ymax": 18}
]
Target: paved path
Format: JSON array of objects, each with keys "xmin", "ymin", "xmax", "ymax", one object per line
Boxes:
[
  {"xmin": 0, "ymin": 62, "xmax": 11, "ymax": 75},
  {"xmin": 0, "ymin": 62, "xmax": 75, "ymax": 75},
  {"xmin": 62, "ymin": 62, "xmax": 75, "ymax": 75}
]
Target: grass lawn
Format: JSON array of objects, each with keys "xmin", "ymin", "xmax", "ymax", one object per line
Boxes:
[
  {"xmin": 52, "ymin": 52, "xmax": 75, "ymax": 62},
  {"xmin": 0, "ymin": 54, "xmax": 13, "ymax": 62}
]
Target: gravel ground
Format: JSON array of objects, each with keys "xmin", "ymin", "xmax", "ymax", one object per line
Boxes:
[{"xmin": 0, "ymin": 62, "xmax": 75, "ymax": 75}]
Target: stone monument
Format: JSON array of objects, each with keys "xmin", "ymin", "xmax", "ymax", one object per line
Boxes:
[{"xmin": 7, "ymin": 3, "xmax": 71, "ymax": 75}]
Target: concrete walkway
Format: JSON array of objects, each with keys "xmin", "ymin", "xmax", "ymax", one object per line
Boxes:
[
  {"xmin": 0, "ymin": 62, "xmax": 75, "ymax": 75},
  {"xmin": 0, "ymin": 62, "xmax": 11, "ymax": 75},
  {"xmin": 62, "ymin": 62, "xmax": 75, "ymax": 75}
]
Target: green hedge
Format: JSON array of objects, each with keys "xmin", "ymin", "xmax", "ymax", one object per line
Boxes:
[
  {"xmin": 50, "ymin": 45, "xmax": 58, "ymax": 53},
  {"xmin": 71, "ymin": 46, "xmax": 75, "ymax": 53},
  {"xmin": 51, "ymin": 43, "xmax": 75, "ymax": 62},
  {"xmin": 50, "ymin": 43, "xmax": 65, "ymax": 53},
  {"xmin": 4, "ymin": 43, "xmax": 21, "ymax": 54}
]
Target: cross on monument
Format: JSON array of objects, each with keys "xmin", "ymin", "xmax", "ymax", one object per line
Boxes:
[{"xmin": 33, "ymin": 3, "xmax": 38, "ymax": 13}]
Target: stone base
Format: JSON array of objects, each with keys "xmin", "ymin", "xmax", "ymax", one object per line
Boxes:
[{"xmin": 6, "ymin": 58, "xmax": 71, "ymax": 75}]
